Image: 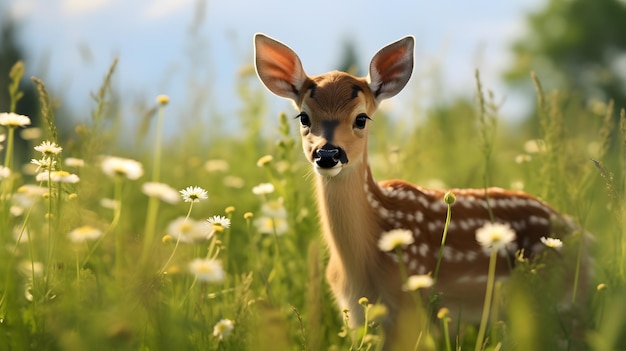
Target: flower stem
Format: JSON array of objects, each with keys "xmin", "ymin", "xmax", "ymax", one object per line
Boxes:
[
  {"xmin": 441, "ymin": 318, "xmax": 452, "ymax": 351},
  {"xmin": 141, "ymin": 102, "xmax": 166, "ymax": 266},
  {"xmin": 113, "ymin": 178, "xmax": 124, "ymax": 277},
  {"xmin": 3, "ymin": 127, "xmax": 15, "ymax": 170},
  {"xmin": 433, "ymin": 202, "xmax": 452, "ymax": 283},
  {"xmin": 475, "ymin": 248, "xmax": 498, "ymax": 351},
  {"xmin": 141, "ymin": 196, "xmax": 160, "ymax": 266},
  {"xmin": 159, "ymin": 203, "xmax": 194, "ymax": 274}
]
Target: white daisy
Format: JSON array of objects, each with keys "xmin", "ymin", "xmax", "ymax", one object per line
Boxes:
[
  {"xmin": 254, "ymin": 216, "xmax": 289, "ymax": 236},
  {"xmin": 0, "ymin": 165, "xmax": 10, "ymax": 180},
  {"xmin": 189, "ymin": 258, "xmax": 225, "ymax": 283},
  {"xmin": 64, "ymin": 157, "xmax": 85, "ymax": 168},
  {"xmin": 0, "ymin": 112, "xmax": 31, "ymax": 128},
  {"xmin": 378, "ymin": 229, "xmax": 414, "ymax": 252},
  {"xmin": 31, "ymin": 157, "xmax": 57, "ymax": 172},
  {"xmin": 68, "ymin": 225, "xmax": 103, "ymax": 243},
  {"xmin": 166, "ymin": 217, "xmax": 211, "ymax": 243},
  {"xmin": 179, "ymin": 186, "xmax": 208, "ymax": 203},
  {"xmin": 34, "ymin": 140, "xmax": 63, "ymax": 155},
  {"xmin": 207, "ymin": 215, "xmax": 231, "ymax": 231},
  {"xmin": 540, "ymin": 236, "xmax": 563, "ymax": 249},
  {"xmin": 252, "ymin": 182, "xmax": 275, "ymax": 195},
  {"xmin": 212, "ymin": 319, "xmax": 235, "ymax": 340},
  {"xmin": 475, "ymin": 222, "xmax": 516, "ymax": 251},
  {"xmin": 36, "ymin": 171, "xmax": 80, "ymax": 183},
  {"xmin": 142, "ymin": 182, "xmax": 180, "ymax": 204},
  {"xmin": 101, "ymin": 156, "xmax": 144, "ymax": 180},
  {"xmin": 403, "ymin": 275, "xmax": 434, "ymax": 291}
]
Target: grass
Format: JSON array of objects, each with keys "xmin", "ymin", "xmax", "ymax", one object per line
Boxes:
[{"xmin": 0, "ymin": 57, "xmax": 624, "ymax": 351}]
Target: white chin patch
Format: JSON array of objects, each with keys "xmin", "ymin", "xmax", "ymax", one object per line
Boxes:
[{"xmin": 314, "ymin": 163, "xmax": 343, "ymax": 177}]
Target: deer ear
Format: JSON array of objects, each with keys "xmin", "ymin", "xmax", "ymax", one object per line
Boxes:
[
  {"xmin": 367, "ymin": 36, "xmax": 414, "ymax": 103},
  {"xmin": 254, "ymin": 33, "xmax": 308, "ymax": 102}
]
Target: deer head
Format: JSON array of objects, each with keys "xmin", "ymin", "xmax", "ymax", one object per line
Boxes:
[{"xmin": 254, "ymin": 33, "xmax": 414, "ymax": 178}]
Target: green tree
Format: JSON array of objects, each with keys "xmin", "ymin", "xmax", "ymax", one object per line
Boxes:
[{"xmin": 506, "ymin": 0, "xmax": 626, "ymax": 110}]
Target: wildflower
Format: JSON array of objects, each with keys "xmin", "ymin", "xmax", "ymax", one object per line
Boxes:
[
  {"xmin": 34, "ymin": 140, "xmax": 62, "ymax": 155},
  {"xmin": 166, "ymin": 217, "xmax": 211, "ymax": 243},
  {"xmin": 142, "ymin": 182, "xmax": 180, "ymax": 204},
  {"xmin": 510, "ymin": 180, "xmax": 525, "ymax": 191},
  {"xmin": 0, "ymin": 112, "xmax": 31, "ymax": 128},
  {"xmin": 378, "ymin": 229, "xmax": 414, "ymax": 252},
  {"xmin": 189, "ymin": 258, "xmax": 225, "ymax": 283},
  {"xmin": 256, "ymin": 154, "xmax": 273, "ymax": 167},
  {"xmin": 20, "ymin": 127, "xmax": 41, "ymax": 140},
  {"xmin": 222, "ymin": 176, "xmax": 244, "ymax": 188},
  {"xmin": 65, "ymin": 157, "xmax": 85, "ymax": 168},
  {"xmin": 437, "ymin": 307, "xmax": 450, "ymax": 320},
  {"xmin": 515, "ymin": 154, "xmax": 532, "ymax": 164},
  {"xmin": 366, "ymin": 303, "xmax": 389, "ymax": 323},
  {"xmin": 10, "ymin": 206, "xmax": 24, "ymax": 217},
  {"xmin": 207, "ymin": 215, "xmax": 231, "ymax": 232},
  {"xmin": 597, "ymin": 283, "xmax": 607, "ymax": 291},
  {"xmin": 17, "ymin": 184, "xmax": 47, "ymax": 197},
  {"xmin": 156, "ymin": 94, "xmax": 170, "ymax": 105},
  {"xmin": 252, "ymin": 182, "xmax": 275, "ymax": 195},
  {"xmin": 180, "ymin": 186, "xmax": 208, "ymax": 203},
  {"xmin": 254, "ymin": 216, "xmax": 289, "ymax": 236},
  {"xmin": 36, "ymin": 170, "xmax": 80, "ymax": 183},
  {"xmin": 403, "ymin": 274, "xmax": 434, "ymax": 291},
  {"xmin": 19, "ymin": 261, "xmax": 43, "ymax": 278},
  {"xmin": 443, "ymin": 191, "xmax": 456, "ymax": 205},
  {"xmin": 0, "ymin": 165, "xmax": 10, "ymax": 180},
  {"xmin": 68, "ymin": 225, "xmax": 103, "ymax": 243},
  {"xmin": 100, "ymin": 198, "xmax": 118, "ymax": 210},
  {"xmin": 31, "ymin": 157, "xmax": 57, "ymax": 172},
  {"xmin": 225, "ymin": 206, "xmax": 235, "ymax": 214},
  {"xmin": 101, "ymin": 156, "xmax": 144, "ymax": 180},
  {"xmin": 523, "ymin": 139, "xmax": 546, "ymax": 154},
  {"xmin": 244, "ymin": 212, "xmax": 254, "ymax": 220},
  {"xmin": 204, "ymin": 159, "xmax": 229, "ymax": 173},
  {"xmin": 213, "ymin": 319, "xmax": 234, "ymax": 340},
  {"xmin": 475, "ymin": 222, "xmax": 516, "ymax": 251},
  {"xmin": 540, "ymin": 236, "xmax": 563, "ymax": 249},
  {"xmin": 260, "ymin": 198, "xmax": 287, "ymax": 219},
  {"xmin": 358, "ymin": 297, "xmax": 369, "ymax": 306}
]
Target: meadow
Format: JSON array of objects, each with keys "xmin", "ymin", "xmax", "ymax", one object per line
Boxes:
[{"xmin": 0, "ymin": 57, "xmax": 624, "ymax": 351}]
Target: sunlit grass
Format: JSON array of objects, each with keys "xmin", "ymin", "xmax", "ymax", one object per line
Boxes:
[{"xmin": 0, "ymin": 57, "xmax": 624, "ymax": 351}]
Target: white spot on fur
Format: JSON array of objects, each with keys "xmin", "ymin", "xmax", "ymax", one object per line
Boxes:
[
  {"xmin": 465, "ymin": 251, "xmax": 478, "ymax": 262},
  {"xmin": 415, "ymin": 211, "xmax": 424, "ymax": 223},
  {"xmin": 418, "ymin": 243, "xmax": 429, "ymax": 257}
]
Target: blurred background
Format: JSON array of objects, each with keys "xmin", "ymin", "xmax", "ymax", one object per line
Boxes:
[
  {"xmin": 1, "ymin": 0, "xmax": 626, "ymax": 154},
  {"xmin": 6, "ymin": 0, "xmax": 621, "ymax": 127}
]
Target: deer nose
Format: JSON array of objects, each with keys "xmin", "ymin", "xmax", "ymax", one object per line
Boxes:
[
  {"xmin": 315, "ymin": 148, "xmax": 339, "ymax": 168},
  {"xmin": 314, "ymin": 145, "xmax": 347, "ymax": 168}
]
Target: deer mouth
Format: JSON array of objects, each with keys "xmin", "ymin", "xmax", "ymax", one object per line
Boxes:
[
  {"xmin": 313, "ymin": 161, "xmax": 343, "ymax": 177},
  {"xmin": 313, "ymin": 146, "xmax": 347, "ymax": 177}
]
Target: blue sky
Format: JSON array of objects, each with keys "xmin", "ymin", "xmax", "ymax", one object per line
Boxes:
[{"xmin": 4, "ymin": 0, "xmax": 542, "ymax": 134}]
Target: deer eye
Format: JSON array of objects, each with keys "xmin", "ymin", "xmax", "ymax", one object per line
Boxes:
[
  {"xmin": 296, "ymin": 112, "xmax": 311, "ymax": 127},
  {"xmin": 354, "ymin": 114, "xmax": 370, "ymax": 129}
]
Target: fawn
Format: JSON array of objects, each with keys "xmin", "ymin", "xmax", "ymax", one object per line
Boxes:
[{"xmin": 254, "ymin": 33, "xmax": 583, "ymax": 350}]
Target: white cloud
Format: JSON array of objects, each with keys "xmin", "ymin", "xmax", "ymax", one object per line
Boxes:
[{"xmin": 143, "ymin": 0, "xmax": 194, "ymax": 21}]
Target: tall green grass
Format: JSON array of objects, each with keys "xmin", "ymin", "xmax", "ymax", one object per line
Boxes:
[{"xmin": 0, "ymin": 58, "xmax": 624, "ymax": 351}]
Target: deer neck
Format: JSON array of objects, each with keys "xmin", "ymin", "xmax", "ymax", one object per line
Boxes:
[{"xmin": 314, "ymin": 153, "xmax": 384, "ymax": 277}]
